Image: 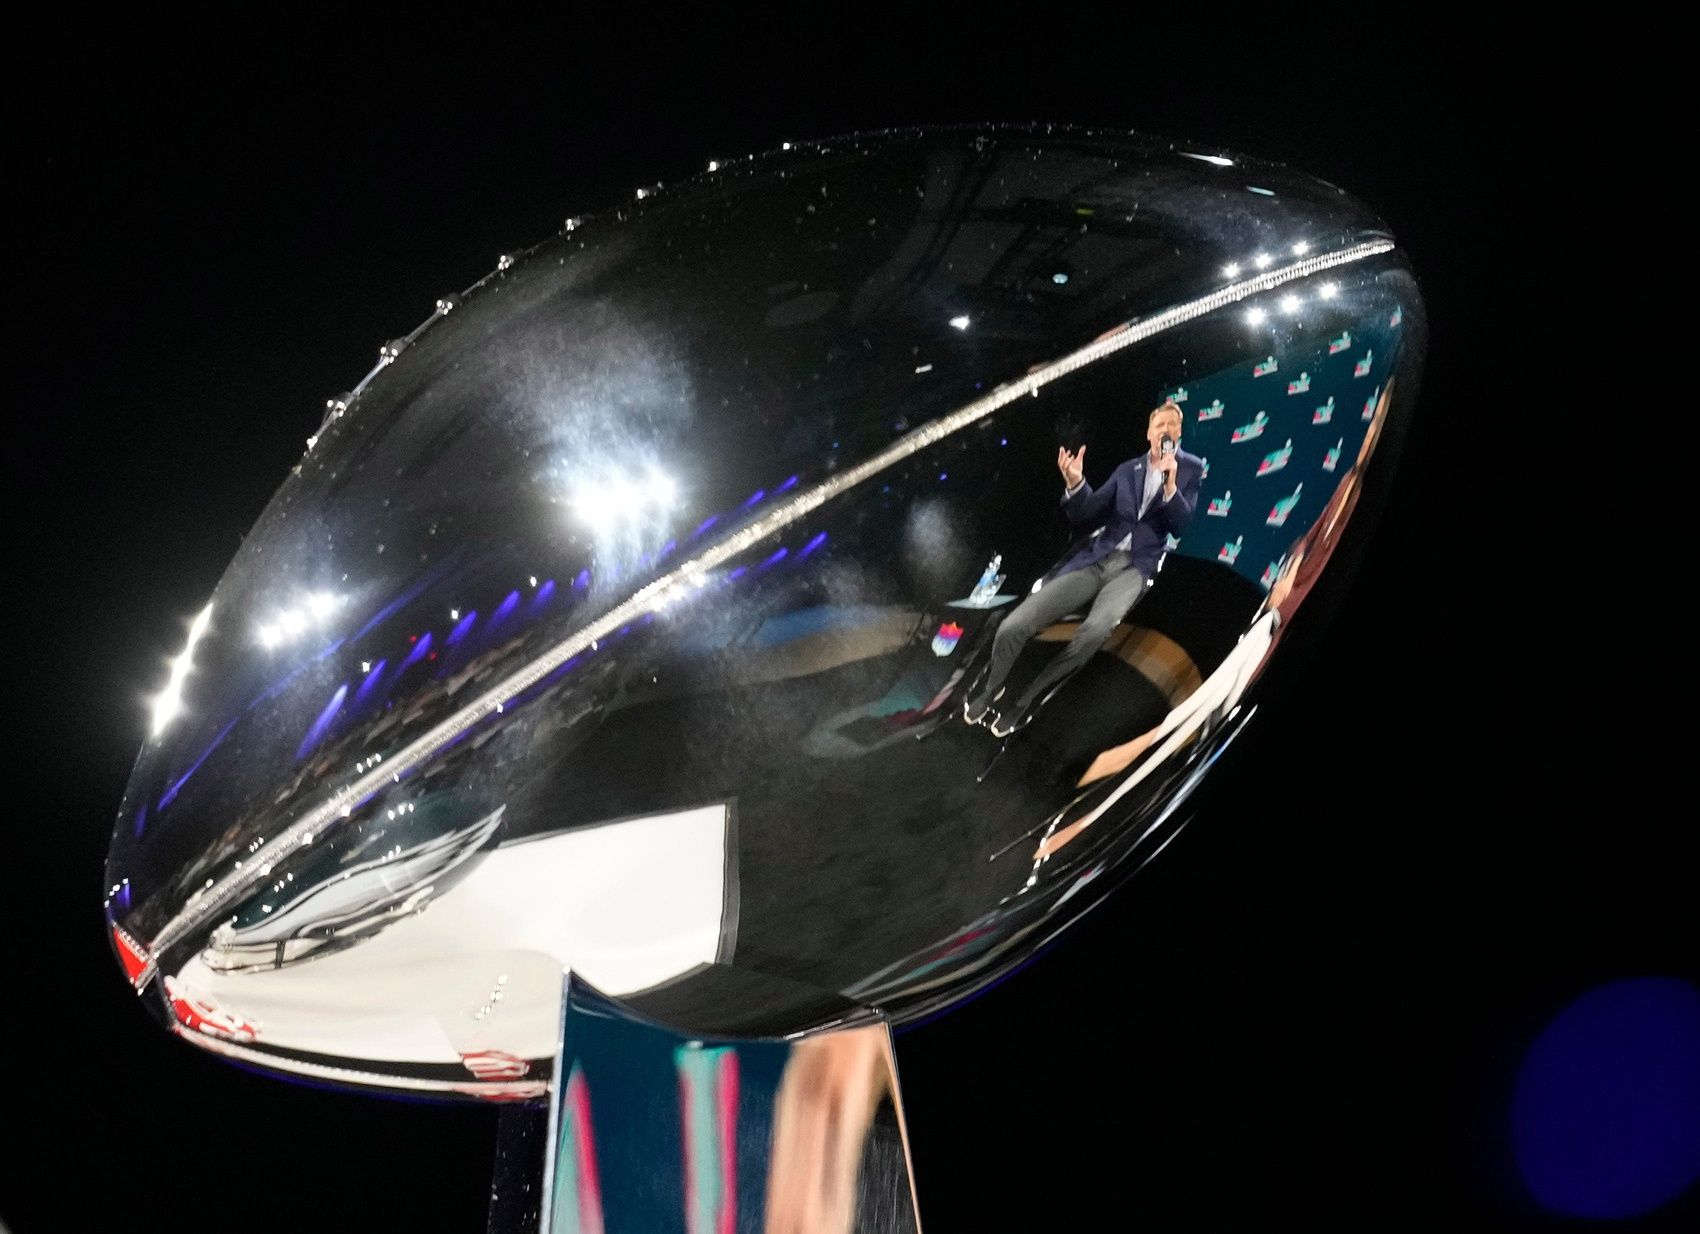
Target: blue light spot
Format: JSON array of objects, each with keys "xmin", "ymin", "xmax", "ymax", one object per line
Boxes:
[
  {"xmin": 776, "ymin": 475, "xmax": 799, "ymax": 494},
  {"xmin": 349, "ymin": 559, "xmax": 456, "ymax": 644},
  {"xmin": 401, "ymin": 632, "xmax": 433, "ymax": 670},
  {"xmin": 759, "ymin": 547, "xmax": 788, "ymax": 570},
  {"xmin": 743, "ymin": 489, "xmax": 766, "ymax": 508},
  {"xmin": 132, "ymin": 803, "xmax": 148, "ymax": 839},
  {"xmin": 158, "ymin": 714, "xmax": 240, "ymax": 810},
  {"xmin": 532, "ymin": 579, "xmax": 556, "ymax": 608},
  {"xmin": 1052, "ymin": 271, "xmax": 1069, "ymax": 285},
  {"xmin": 446, "ymin": 611, "xmax": 478, "ymax": 647},
  {"xmin": 727, "ymin": 566, "xmax": 747, "ymax": 581},
  {"xmin": 1513, "ymin": 976, "xmax": 1700, "ymax": 1219},
  {"xmin": 1000, "ymin": 437, "xmax": 1008, "ymax": 446},
  {"xmin": 491, "ymin": 591, "xmax": 520, "ymax": 628},
  {"xmin": 354, "ymin": 659, "xmax": 388, "ymax": 703},
  {"xmin": 295, "ymin": 683, "xmax": 349, "ymax": 760},
  {"xmin": 938, "ymin": 472, "xmax": 948, "ymax": 481},
  {"xmin": 799, "ymin": 532, "xmax": 827, "ymax": 557},
  {"xmin": 691, "ymin": 515, "xmax": 719, "ymax": 540},
  {"xmin": 572, "ymin": 571, "xmax": 589, "ymax": 593}
]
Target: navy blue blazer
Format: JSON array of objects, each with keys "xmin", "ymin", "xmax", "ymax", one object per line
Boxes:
[{"xmin": 1046, "ymin": 448, "xmax": 1204, "ymax": 583}]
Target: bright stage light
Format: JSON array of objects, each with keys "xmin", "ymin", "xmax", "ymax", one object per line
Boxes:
[{"xmin": 151, "ymin": 602, "xmax": 214, "ymax": 736}]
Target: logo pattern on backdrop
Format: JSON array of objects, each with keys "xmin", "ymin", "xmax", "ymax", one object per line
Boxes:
[{"xmin": 1173, "ymin": 308, "xmax": 1403, "ymax": 589}]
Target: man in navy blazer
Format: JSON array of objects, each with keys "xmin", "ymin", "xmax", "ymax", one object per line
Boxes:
[{"xmin": 966, "ymin": 399, "xmax": 1202, "ymax": 736}]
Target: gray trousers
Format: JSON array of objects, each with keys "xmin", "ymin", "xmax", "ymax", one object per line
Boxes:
[{"xmin": 975, "ymin": 550, "xmax": 1148, "ymax": 716}]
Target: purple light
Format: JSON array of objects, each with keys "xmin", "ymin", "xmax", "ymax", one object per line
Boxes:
[
  {"xmin": 295, "ymin": 683, "xmax": 348, "ymax": 760},
  {"xmin": 530, "ymin": 579, "xmax": 556, "ymax": 610},
  {"xmin": 758, "ymin": 547, "xmax": 788, "ymax": 571},
  {"xmin": 114, "ymin": 881, "xmax": 132, "ymax": 911},
  {"xmin": 1000, "ymin": 437, "xmax": 1008, "ymax": 446},
  {"xmin": 353, "ymin": 658, "xmax": 388, "ymax": 705},
  {"xmin": 400, "ymin": 632, "xmax": 433, "ymax": 670},
  {"xmin": 349, "ymin": 558, "xmax": 457, "ymax": 644},
  {"xmin": 517, "ymin": 651, "xmax": 585, "ymax": 703},
  {"xmin": 572, "ymin": 570, "xmax": 590, "ymax": 593},
  {"xmin": 659, "ymin": 538, "xmax": 677, "ymax": 558},
  {"xmin": 776, "ymin": 475, "xmax": 799, "ymax": 493},
  {"xmin": 132, "ymin": 803, "xmax": 148, "ymax": 839},
  {"xmin": 727, "ymin": 566, "xmax": 747, "ymax": 581},
  {"xmin": 1513, "ymin": 976, "xmax": 1700, "ymax": 1218},
  {"xmin": 446, "ymin": 610, "xmax": 478, "ymax": 647},
  {"xmin": 157, "ymin": 715, "xmax": 240, "ymax": 810},
  {"xmin": 742, "ymin": 489, "xmax": 766, "ymax": 508},
  {"xmin": 938, "ymin": 472, "xmax": 948, "ymax": 481},
  {"xmin": 691, "ymin": 514, "xmax": 719, "ymax": 540},
  {"xmin": 799, "ymin": 532, "xmax": 827, "ymax": 557},
  {"xmin": 491, "ymin": 591, "xmax": 520, "ymax": 627}
]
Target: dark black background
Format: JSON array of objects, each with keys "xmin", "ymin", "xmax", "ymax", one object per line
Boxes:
[{"xmin": 8, "ymin": 17, "xmax": 1690, "ymax": 1231}]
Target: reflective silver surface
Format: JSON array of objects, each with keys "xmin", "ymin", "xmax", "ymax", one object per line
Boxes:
[
  {"xmin": 105, "ymin": 123, "xmax": 1425, "ymax": 1094},
  {"xmin": 539, "ymin": 974, "xmax": 917, "ymax": 1234}
]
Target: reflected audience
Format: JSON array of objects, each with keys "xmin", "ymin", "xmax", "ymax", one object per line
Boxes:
[{"xmin": 964, "ymin": 398, "xmax": 1201, "ymax": 736}]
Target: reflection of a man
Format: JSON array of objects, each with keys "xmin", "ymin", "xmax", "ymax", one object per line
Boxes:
[
  {"xmin": 964, "ymin": 399, "xmax": 1202, "ymax": 736},
  {"xmin": 1035, "ymin": 379, "xmax": 1399, "ymax": 860}
]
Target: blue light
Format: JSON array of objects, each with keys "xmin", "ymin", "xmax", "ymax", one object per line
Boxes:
[
  {"xmin": 531, "ymin": 579, "xmax": 556, "ymax": 609},
  {"xmin": 350, "ymin": 558, "xmax": 457, "ymax": 644},
  {"xmin": 759, "ymin": 547, "xmax": 788, "ymax": 570},
  {"xmin": 295, "ymin": 683, "xmax": 349, "ymax": 760},
  {"xmin": 446, "ymin": 610, "xmax": 478, "ymax": 647},
  {"xmin": 799, "ymin": 532, "xmax": 827, "ymax": 557},
  {"xmin": 938, "ymin": 472, "xmax": 948, "ymax": 482},
  {"xmin": 354, "ymin": 658, "xmax": 388, "ymax": 703},
  {"xmin": 1052, "ymin": 272, "xmax": 1068, "ymax": 284},
  {"xmin": 1513, "ymin": 976, "xmax": 1700, "ymax": 1219},
  {"xmin": 158, "ymin": 715, "xmax": 240, "ymax": 810},
  {"xmin": 401, "ymin": 632, "xmax": 433, "ymax": 670},
  {"xmin": 691, "ymin": 515, "xmax": 719, "ymax": 540},
  {"xmin": 743, "ymin": 489, "xmax": 766, "ymax": 508},
  {"xmin": 572, "ymin": 570, "xmax": 589, "ymax": 593},
  {"xmin": 132, "ymin": 803, "xmax": 148, "ymax": 839},
  {"xmin": 491, "ymin": 591, "xmax": 520, "ymax": 628},
  {"xmin": 727, "ymin": 566, "xmax": 747, "ymax": 581},
  {"xmin": 776, "ymin": 474, "xmax": 799, "ymax": 493}
]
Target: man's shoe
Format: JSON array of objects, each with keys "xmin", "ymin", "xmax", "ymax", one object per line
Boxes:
[
  {"xmin": 963, "ymin": 694, "xmax": 994, "ymax": 726},
  {"xmin": 988, "ymin": 708, "xmax": 1032, "ymax": 738}
]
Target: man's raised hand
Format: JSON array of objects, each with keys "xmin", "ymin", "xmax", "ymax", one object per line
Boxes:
[{"xmin": 1057, "ymin": 444, "xmax": 1086, "ymax": 489}]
